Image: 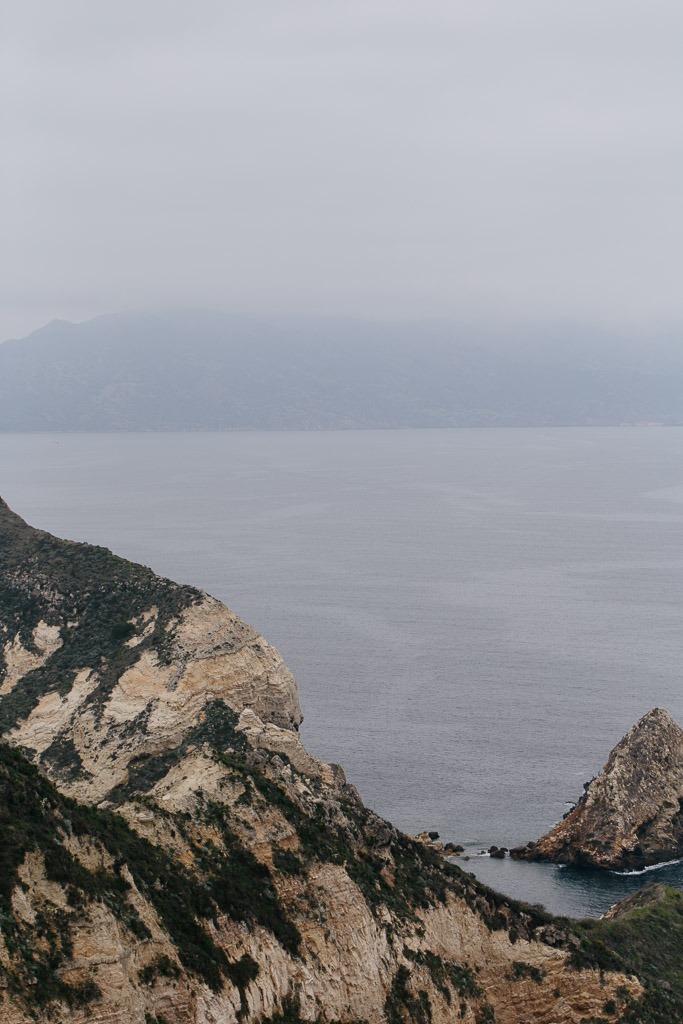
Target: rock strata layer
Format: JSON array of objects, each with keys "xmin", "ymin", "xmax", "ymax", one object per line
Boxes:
[{"xmin": 511, "ymin": 707, "xmax": 683, "ymax": 870}]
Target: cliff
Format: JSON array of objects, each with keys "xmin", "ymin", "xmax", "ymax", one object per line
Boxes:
[
  {"xmin": 510, "ymin": 708, "xmax": 683, "ymax": 871},
  {"xmin": 0, "ymin": 497, "xmax": 673, "ymax": 1023}
]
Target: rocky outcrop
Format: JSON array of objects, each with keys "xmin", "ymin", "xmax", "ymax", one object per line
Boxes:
[
  {"xmin": 5, "ymin": 593, "xmax": 304, "ymax": 804},
  {"xmin": 600, "ymin": 881, "xmax": 673, "ymax": 921},
  {"xmin": 511, "ymin": 708, "xmax": 683, "ymax": 870},
  {"xmin": 0, "ymin": 498, "xmax": 302, "ymax": 803},
  {"xmin": 0, "ymin": 498, "xmax": 655, "ymax": 1023}
]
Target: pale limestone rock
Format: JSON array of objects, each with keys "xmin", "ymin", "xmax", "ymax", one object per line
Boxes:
[
  {"xmin": 7, "ymin": 594, "xmax": 305, "ymax": 803},
  {"xmin": 236, "ymin": 708, "xmax": 332, "ymax": 781},
  {"xmin": 170, "ymin": 596, "xmax": 302, "ymax": 731},
  {"xmin": 7, "ymin": 669, "xmax": 94, "ymax": 753},
  {"xmin": 10, "ymin": 887, "xmax": 36, "ymax": 926},
  {"xmin": 415, "ymin": 897, "xmax": 640, "ymax": 1024},
  {"xmin": 124, "ymin": 607, "xmax": 158, "ymax": 647},
  {"xmin": 512, "ymin": 707, "xmax": 683, "ymax": 869},
  {"xmin": 16, "ymin": 851, "xmax": 71, "ymax": 910},
  {"xmin": 151, "ymin": 750, "xmax": 231, "ymax": 813},
  {"xmin": 0, "ymin": 621, "xmax": 62, "ymax": 694}
]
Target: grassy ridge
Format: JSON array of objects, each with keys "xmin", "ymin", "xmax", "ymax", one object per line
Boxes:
[{"xmin": 571, "ymin": 885, "xmax": 683, "ymax": 1023}]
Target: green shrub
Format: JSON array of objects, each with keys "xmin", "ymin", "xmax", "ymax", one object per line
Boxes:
[{"xmin": 504, "ymin": 961, "xmax": 546, "ymax": 984}]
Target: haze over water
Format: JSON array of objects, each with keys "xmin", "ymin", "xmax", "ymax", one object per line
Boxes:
[{"xmin": 2, "ymin": 426, "xmax": 683, "ymax": 916}]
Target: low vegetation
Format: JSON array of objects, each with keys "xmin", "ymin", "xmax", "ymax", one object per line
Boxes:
[
  {"xmin": 0, "ymin": 742, "xmax": 296, "ymax": 1008},
  {"xmin": 571, "ymin": 886, "xmax": 683, "ymax": 1023},
  {"xmin": 0, "ymin": 499, "xmax": 199, "ymax": 735}
]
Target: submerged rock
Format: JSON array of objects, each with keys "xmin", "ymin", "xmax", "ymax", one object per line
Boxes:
[{"xmin": 511, "ymin": 708, "xmax": 683, "ymax": 870}]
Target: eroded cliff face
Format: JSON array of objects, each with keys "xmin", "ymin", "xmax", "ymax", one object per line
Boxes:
[
  {"xmin": 4, "ymin": 593, "xmax": 304, "ymax": 804},
  {"xmin": 511, "ymin": 708, "xmax": 683, "ymax": 871},
  {"xmin": 0, "ymin": 499, "xmax": 647, "ymax": 1023}
]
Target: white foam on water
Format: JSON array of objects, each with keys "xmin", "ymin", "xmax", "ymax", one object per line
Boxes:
[{"xmin": 611, "ymin": 857, "xmax": 683, "ymax": 877}]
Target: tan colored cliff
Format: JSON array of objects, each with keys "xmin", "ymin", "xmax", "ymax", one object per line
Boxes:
[
  {"xmin": 511, "ymin": 707, "xmax": 683, "ymax": 870},
  {"xmin": 0, "ymin": 499, "xmax": 646, "ymax": 1023},
  {"xmin": 0, "ymin": 735, "xmax": 643, "ymax": 1024},
  {"xmin": 4, "ymin": 594, "xmax": 307, "ymax": 804}
]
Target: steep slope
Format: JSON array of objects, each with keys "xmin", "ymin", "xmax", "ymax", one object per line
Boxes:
[
  {"xmin": 0, "ymin": 498, "xmax": 657, "ymax": 1023},
  {"xmin": 511, "ymin": 708, "xmax": 683, "ymax": 870}
]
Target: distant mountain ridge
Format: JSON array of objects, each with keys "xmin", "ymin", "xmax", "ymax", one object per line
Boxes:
[{"xmin": 1, "ymin": 311, "xmax": 683, "ymax": 430}]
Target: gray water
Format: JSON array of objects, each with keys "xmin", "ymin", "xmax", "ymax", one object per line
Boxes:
[{"xmin": 2, "ymin": 427, "xmax": 683, "ymax": 917}]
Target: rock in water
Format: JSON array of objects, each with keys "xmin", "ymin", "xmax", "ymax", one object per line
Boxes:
[{"xmin": 511, "ymin": 708, "xmax": 683, "ymax": 870}]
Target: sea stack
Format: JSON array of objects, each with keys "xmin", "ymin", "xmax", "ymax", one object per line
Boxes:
[{"xmin": 511, "ymin": 708, "xmax": 683, "ymax": 870}]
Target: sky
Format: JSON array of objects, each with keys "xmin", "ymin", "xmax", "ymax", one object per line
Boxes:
[{"xmin": 4, "ymin": 0, "xmax": 683, "ymax": 342}]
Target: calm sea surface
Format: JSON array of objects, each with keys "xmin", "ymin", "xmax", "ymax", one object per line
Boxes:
[{"xmin": 2, "ymin": 428, "xmax": 683, "ymax": 917}]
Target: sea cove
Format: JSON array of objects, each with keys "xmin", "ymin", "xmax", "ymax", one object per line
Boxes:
[{"xmin": 3, "ymin": 426, "xmax": 683, "ymax": 916}]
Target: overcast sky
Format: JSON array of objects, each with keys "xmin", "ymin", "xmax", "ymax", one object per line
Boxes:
[{"xmin": 3, "ymin": 1, "xmax": 683, "ymax": 342}]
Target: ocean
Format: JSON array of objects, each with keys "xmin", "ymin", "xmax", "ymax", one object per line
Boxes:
[{"xmin": 2, "ymin": 426, "xmax": 683, "ymax": 917}]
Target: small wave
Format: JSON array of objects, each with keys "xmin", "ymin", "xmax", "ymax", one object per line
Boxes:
[{"xmin": 610, "ymin": 857, "xmax": 683, "ymax": 876}]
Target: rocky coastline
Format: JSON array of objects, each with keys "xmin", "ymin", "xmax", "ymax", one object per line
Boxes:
[
  {"xmin": 0, "ymin": 496, "xmax": 680, "ymax": 1022},
  {"xmin": 510, "ymin": 708, "xmax": 683, "ymax": 871}
]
